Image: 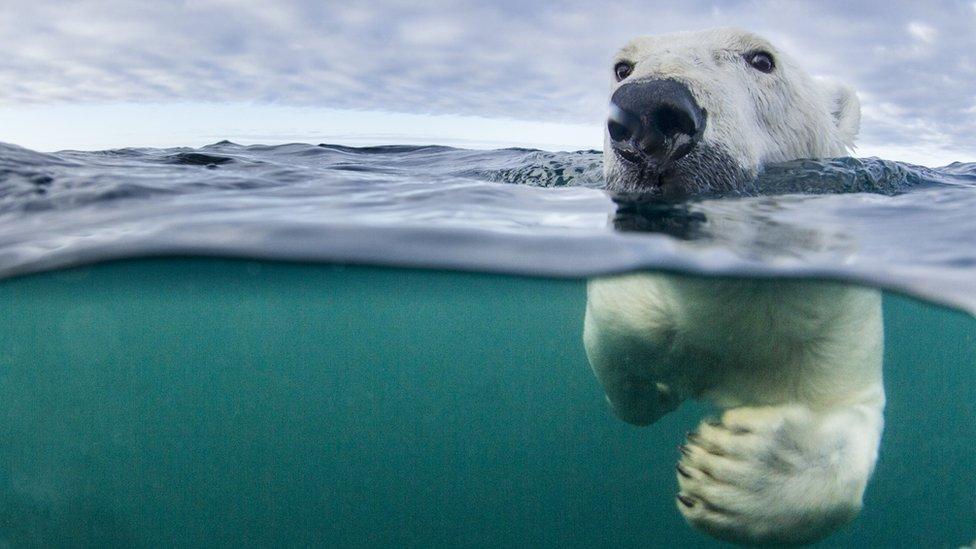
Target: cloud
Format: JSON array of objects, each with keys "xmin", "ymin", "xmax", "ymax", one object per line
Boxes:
[
  {"xmin": 0, "ymin": 0, "xmax": 974, "ymax": 156},
  {"xmin": 907, "ymin": 21, "xmax": 937, "ymax": 43}
]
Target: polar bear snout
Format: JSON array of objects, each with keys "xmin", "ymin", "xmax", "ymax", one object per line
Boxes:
[
  {"xmin": 608, "ymin": 79, "xmax": 706, "ymax": 172},
  {"xmin": 603, "ymin": 377, "xmax": 682, "ymax": 426}
]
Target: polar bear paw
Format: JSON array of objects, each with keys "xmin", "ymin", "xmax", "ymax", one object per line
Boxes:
[{"xmin": 675, "ymin": 405, "xmax": 880, "ymax": 545}]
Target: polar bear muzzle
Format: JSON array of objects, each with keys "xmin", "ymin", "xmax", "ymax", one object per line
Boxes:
[
  {"xmin": 603, "ymin": 77, "xmax": 744, "ymax": 195},
  {"xmin": 608, "ymin": 79, "xmax": 706, "ymax": 169}
]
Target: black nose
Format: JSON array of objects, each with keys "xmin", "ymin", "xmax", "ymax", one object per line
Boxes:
[{"xmin": 607, "ymin": 79, "xmax": 706, "ymax": 166}]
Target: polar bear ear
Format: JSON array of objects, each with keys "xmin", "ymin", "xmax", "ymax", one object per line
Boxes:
[{"xmin": 820, "ymin": 80, "xmax": 861, "ymax": 147}]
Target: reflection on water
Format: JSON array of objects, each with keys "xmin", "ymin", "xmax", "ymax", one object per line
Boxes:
[{"xmin": 611, "ymin": 193, "xmax": 855, "ymax": 259}]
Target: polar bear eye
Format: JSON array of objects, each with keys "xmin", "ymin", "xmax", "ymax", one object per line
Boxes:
[
  {"xmin": 744, "ymin": 51, "xmax": 775, "ymax": 73},
  {"xmin": 614, "ymin": 62, "xmax": 634, "ymax": 81}
]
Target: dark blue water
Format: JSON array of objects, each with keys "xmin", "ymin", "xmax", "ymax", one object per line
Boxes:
[
  {"xmin": 0, "ymin": 259, "xmax": 972, "ymax": 547},
  {"xmin": 0, "ymin": 140, "xmax": 974, "ymax": 313}
]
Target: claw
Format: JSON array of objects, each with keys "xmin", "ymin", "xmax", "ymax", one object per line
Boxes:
[
  {"xmin": 678, "ymin": 444, "xmax": 690, "ymax": 456},
  {"xmin": 677, "ymin": 464, "xmax": 692, "ymax": 478},
  {"xmin": 677, "ymin": 494, "xmax": 695, "ymax": 508},
  {"xmin": 686, "ymin": 431, "xmax": 700, "ymax": 443}
]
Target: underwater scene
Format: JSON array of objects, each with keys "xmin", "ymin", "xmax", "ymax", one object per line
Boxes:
[{"xmin": 0, "ymin": 142, "xmax": 974, "ymax": 547}]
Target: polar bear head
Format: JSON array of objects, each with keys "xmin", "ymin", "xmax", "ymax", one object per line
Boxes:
[{"xmin": 604, "ymin": 28, "xmax": 860, "ymax": 194}]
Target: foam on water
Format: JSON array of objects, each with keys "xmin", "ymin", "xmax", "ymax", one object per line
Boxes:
[{"xmin": 0, "ymin": 140, "xmax": 973, "ymax": 313}]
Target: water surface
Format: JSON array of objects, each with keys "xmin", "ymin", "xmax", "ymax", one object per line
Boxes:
[{"xmin": 0, "ymin": 141, "xmax": 973, "ymax": 313}]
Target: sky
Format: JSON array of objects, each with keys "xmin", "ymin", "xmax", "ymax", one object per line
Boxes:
[{"xmin": 0, "ymin": 0, "xmax": 974, "ymax": 164}]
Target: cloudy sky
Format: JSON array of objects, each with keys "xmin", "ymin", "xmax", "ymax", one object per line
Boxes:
[{"xmin": 1, "ymin": 0, "xmax": 974, "ymax": 164}]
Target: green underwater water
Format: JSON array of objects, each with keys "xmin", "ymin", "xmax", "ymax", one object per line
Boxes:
[{"xmin": 0, "ymin": 258, "xmax": 972, "ymax": 548}]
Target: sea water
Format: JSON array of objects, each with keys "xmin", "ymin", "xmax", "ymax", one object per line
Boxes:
[{"xmin": 0, "ymin": 142, "xmax": 973, "ymax": 547}]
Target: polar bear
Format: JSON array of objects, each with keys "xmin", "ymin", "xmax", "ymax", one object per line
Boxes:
[{"xmin": 585, "ymin": 28, "xmax": 884, "ymax": 545}]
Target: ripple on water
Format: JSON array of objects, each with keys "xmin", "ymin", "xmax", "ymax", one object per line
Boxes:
[{"xmin": 0, "ymin": 140, "xmax": 973, "ymax": 314}]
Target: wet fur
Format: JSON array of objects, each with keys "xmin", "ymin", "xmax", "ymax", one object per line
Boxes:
[{"xmin": 604, "ymin": 28, "xmax": 859, "ymax": 194}]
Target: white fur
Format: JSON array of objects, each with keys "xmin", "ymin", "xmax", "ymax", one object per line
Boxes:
[
  {"xmin": 604, "ymin": 28, "xmax": 861, "ymax": 184},
  {"xmin": 587, "ymin": 28, "xmax": 883, "ymax": 546}
]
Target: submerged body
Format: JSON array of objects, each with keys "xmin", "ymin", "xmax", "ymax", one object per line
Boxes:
[
  {"xmin": 585, "ymin": 275, "xmax": 884, "ymax": 544},
  {"xmin": 586, "ymin": 28, "xmax": 886, "ymax": 545}
]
